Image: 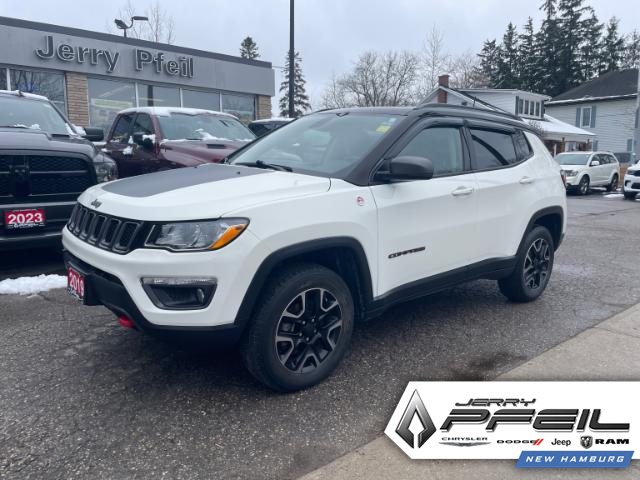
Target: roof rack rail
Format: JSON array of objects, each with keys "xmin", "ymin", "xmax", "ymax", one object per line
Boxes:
[{"xmin": 413, "ymin": 102, "xmax": 523, "ymax": 122}]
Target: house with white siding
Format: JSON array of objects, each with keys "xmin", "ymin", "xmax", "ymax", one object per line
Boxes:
[
  {"xmin": 545, "ymin": 68, "xmax": 639, "ymax": 163},
  {"xmin": 422, "ymin": 75, "xmax": 594, "ymax": 155}
]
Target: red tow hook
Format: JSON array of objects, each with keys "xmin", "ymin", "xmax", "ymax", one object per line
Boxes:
[{"xmin": 118, "ymin": 315, "xmax": 136, "ymax": 329}]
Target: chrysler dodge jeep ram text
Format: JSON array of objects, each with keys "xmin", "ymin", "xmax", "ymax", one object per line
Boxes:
[
  {"xmin": 0, "ymin": 90, "xmax": 117, "ymax": 251},
  {"xmin": 62, "ymin": 104, "xmax": 567, "ymax": 391},
  {"xmin": 102, "ymin": 107, "xmax": 255, "ymax": 178}
]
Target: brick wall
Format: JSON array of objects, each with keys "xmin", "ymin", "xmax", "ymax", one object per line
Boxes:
[
  {"xmin": 65, "ymin": 73, "xmax": 89, "ymax": 127},
  {"xmin": 256, "ymin": 95, "xmax": 272, "ymax": 120}
]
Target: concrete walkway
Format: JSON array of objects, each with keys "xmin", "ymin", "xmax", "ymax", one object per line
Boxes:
[{"xmin": 300, "ymin": 303, "xmax": 640, "ymax": 479}]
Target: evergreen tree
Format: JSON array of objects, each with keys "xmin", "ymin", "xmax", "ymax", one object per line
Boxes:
[
  {"xmin": 557, "ymin": 0, "xmax": 588, "ymax": 92},
  {"xmin": 518, "ymin": 17, "xmax": 538, "ymax": 91},
  {"xmin": 622, "ymin": 30, "xmax": 640, "ymax": 69},
  {"xmin": 600, "ymin": 17, "xmax": 625, "ymax": 73},
  {"xmin": 495, "ymin": 23, "xmax": 520, "ymax": 88},
  {"xmin": 279, "ymin": 51, "xmax": 311, "ymax": 117},
  {"xmin": 579, "ymin": 8, "xmax": 604, "ymax": 80},
  {"xmin": 534, "ymin": 0, "xmax": 562, "ymax": 95},
  {"xmin": 477, "ymin": 39, "xmax": 501, "ymax": 87},
  {"xmin": 239, "ymin": 36, "xmax": 260, "ymax": 60}
]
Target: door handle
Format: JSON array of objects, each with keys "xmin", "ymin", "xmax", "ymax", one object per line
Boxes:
[
  {"xmin": 519, "ymin": 176, "xmax": 535, "ymax": 185},
  {"xmin": 451, "ymin": 186, "xmax": 474, "ymax": 196}
]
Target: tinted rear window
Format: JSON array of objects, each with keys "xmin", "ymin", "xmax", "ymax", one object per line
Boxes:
[{"xmin": 470, "ymin": 129, "xmax": 517, "ymax": 169}]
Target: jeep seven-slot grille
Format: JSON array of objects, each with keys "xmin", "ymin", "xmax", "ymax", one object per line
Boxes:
[{"xmin": 67, "ymin": 204, "xmax": 144, "ymax": 254}]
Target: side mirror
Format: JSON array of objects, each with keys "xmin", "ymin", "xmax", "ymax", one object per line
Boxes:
[
  {"xmin": 132, "ymin": 132, "xmax": 155, "ymax": 150},
  {"xmin": 590, "ymin": 160, "xmax": 600, "ymax": 166},
  {"xmin": 377, "ymin": 155, "xmax": 434, "ymax": 182},
  {"xmin": 82, "ymin": 127, "xmax": 104, "ymax": 142}
]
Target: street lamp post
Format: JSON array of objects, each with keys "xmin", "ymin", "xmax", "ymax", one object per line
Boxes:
[
  {"xmin": 114, "ymin": 16, "xmax": 149, "ymax": 38},
  {"xmin": 288, "ymin": 0, "xmax": 295, "ymax": 118}
]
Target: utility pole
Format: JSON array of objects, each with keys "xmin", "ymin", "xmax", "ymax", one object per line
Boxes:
[{"xmin": 288, "ymin": 0, "xmax": 295, "ymax": 118}]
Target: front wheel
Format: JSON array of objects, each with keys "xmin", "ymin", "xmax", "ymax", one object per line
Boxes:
[
  {"xmin": 498, "ymin": 226, "xmax": 555, "ymax": 303},
  {"xmin": 606, "ymin": 174, "xmax": 619, "ymax": 192},
  {"xmin": 578, "ymin": 175, "xmax": 590, "ymax": 195},
  {"xmin": 624, "ymin": 190, "xmax": 637, "ymax": 200},
  {"xmin": 240, "ymin": 263, "xmax": 354, "ymax": 392}
]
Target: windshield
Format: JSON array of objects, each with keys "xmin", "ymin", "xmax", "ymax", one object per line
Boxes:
[
  {"xmin": 0, "ymin": 96, "xmax": 74, "ymax": 136},
  {"xmin": 555, "ymin": 153, "xmax": 591, "ymax": 165},
  {"xmin": 230, "ymin": 112, "xmax": 402, "ymax": 176},
  {"xmin": 157, "ymin": 113, "xmax": 255, "ymax": 142}
]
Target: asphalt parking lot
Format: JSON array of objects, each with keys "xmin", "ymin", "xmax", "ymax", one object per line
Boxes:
[{"xmin": 1, "ymin": 192, "xmax": 639, "ymax": 480}]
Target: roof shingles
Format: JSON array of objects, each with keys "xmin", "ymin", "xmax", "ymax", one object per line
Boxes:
[{"xmin": 549, "ymin": 68, "xmax": 638, "ymax": 104}]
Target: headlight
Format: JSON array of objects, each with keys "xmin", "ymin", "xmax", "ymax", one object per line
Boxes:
[
  {"xmin": 145, "ymin": 218, "xmax": 249, "ymax": 251},
  {"xmin": 93, "ymin": 156, "xmax": 118, "ymax": 183},
  {"xmin": 563, "ymin": 170, "xmax": 578, "ymax": 177}
]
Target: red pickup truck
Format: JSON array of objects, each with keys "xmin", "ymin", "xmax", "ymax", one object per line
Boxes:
[{"xmin": 102, "ymin": 107, "xmax": 255, "ymax": 178}]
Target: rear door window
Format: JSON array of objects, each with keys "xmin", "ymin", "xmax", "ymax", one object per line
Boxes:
[{"xmin": 470, "ymin": 128, "xmax": 518, "ymax": 170}]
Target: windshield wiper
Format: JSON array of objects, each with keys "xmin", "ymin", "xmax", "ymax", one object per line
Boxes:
[
  {"xmin": 0, "ymin": 124, "xmax": 32, "ymax": 129},
  {"xmin": 235, "ymin": 160, "xmax": 293, "ymax": 172}
]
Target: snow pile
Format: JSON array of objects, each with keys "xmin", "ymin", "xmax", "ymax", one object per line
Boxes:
[
  {"xmin": 0, "ymin": 274, "xmax": 67, "ymax": 295},
  {"xmin": 604, "ymin": 193, "xmax": 623, "ymax": 198}
]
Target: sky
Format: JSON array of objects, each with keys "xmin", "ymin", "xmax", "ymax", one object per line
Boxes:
[{"xmin": 1, "ymin": 0, "xmax": 637, "ymax": 114}]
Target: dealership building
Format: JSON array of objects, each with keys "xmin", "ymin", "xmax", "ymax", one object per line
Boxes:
[{"xmin": 0, "ymin": 16, "xmax": 275, "ymax": 132}]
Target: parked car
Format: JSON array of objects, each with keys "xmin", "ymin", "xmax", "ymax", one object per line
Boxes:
[
  {"xmin": 0, "ymin": 90, "xmax": 116, "ymax": 251},
  {"xmin": 248, "ymin": 118, "xmax": 292, "ymax": 137},
  {"xmin": 623, "ymin": 159, "xmax": 640, "ymax": 200},
  {"xmin": 103, "ymin": 107, "xmax": 255, "ymax": 178},
  {"xmin": 63, "ymin": 104, "xmax": 566, "ymax": 391},
  {"xmin": 555, "ymin": 151, "xmax": 620, "ymax": 195}
]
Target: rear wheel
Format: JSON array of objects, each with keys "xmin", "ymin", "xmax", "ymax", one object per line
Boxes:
[
  {"xmin": 606, "ymin": 174, "xmax": 619, "ymax": 192},
  {"xmin": 498, "ymin": 226, "xmax": 554, "ymax": 303},
  {"xmin": 240, "ymin": 263, "xmax": 354, "ymax": 392},
  {"xmin": 578, "ymin": 175, "xmax": 590, "ymax": 195}
]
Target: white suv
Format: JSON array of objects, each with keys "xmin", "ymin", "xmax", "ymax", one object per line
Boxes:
[
  {"xmin": 62, "ymin": 105, "xmax": 567, "ymax": 391},
  {"xmin": 623, "ymin": 160, "xmax": 640, "ymax": 200},
  {"xmin": 556, "ymin": 151, "xmax": 620, "ymax": 195}
]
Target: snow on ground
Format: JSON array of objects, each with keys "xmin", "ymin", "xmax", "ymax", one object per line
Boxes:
[
  {"xmin": 0, "ymin": 274, "xmax": 67, "ymax": 295},
  {"xmin": 604, "ymin": 193, "xmax": 624, "ymax": 198}
]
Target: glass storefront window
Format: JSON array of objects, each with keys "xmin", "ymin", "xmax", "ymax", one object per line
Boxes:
[
  {"xmin": 0, "ymin": 68, "xmax": 7, "ymax": 90},
  {"xmin": 221, "ymin": 93, "xmax": 256, "ymax": 124},
  {"xmin": 88, "ymin": 78, "xmax": 136, "ymax": 132},
  {"xmin": 182, "ymin": 89, "xmax": 221, "ymax": 111},
  {"xmin": 10, "ymin": 69, "xmax": 66, "ymax": 113},
  {"xmin": 138, "ymin": 84, "xmax": 180, "ymax": 107}
]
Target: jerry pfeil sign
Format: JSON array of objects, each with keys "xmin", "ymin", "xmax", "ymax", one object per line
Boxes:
[{"xmin": 35, "ymin": 35, "xmax": 194, "ymax": 78}]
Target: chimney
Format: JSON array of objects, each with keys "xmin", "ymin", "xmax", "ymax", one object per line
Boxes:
[{"xmin": 436, "ymin": 74, "xmax": 449, "ymax": 104}]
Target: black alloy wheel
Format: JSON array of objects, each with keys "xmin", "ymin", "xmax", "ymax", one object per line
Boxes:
[{"xmin": 274, "ymin": 288, "xmax": 343, "ymax": 373}]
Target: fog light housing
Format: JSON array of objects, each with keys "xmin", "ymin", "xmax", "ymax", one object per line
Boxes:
[{"xmin": 141, "ymin": 277, "xmax": 216, "ymax": 310}]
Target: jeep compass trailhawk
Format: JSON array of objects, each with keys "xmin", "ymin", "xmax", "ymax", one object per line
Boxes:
[{"xmin": 63, "ymin": 105, "xmax": 567, "ymax": 391}]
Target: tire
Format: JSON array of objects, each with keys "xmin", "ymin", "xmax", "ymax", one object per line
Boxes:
[
  {"xmin": 624, "ymin": 191, "xmax": 637, "ymax": 200},
  {"xmin": 578, "ymin": 175, "xmax": 590, "ymax": 195},
  {"xmin": 498, "ymin": 226, "xmax": 555, "ymax": 303},
  {"xmin": 240, "ymin": 263, "xmax": 354, "ymax": 392},
  {"xmin": 606, "ymin": 174, "xmax": 619, "ymax": 192}
]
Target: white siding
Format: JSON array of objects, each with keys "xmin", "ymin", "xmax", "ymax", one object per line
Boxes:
[{"xmin": 546, "ymin": 98, "xmax": 636, "ymax": 153}]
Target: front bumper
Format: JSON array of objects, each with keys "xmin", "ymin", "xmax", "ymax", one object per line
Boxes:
[
  {"xmin": 63, "ymin": 250, "xmax": 244, "ymax": 344},
  {"xmin": 623, "ymin": 175, "xmax": 640, "ymax": 193},
  {"xmin": 0, "ymin": 201, "xmax": 75, "ymax": 250},
  {"xmin": 62, "ymin": 224, "xmax": 270, "ymax": 329}
]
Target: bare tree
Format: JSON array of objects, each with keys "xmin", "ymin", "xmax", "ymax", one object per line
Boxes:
[
  {"xmin": 447, "ymin": 50, "xmax": 484, "ymax": 88},
  {"xmin": 414, "ymin": 25, "xmax": 450, "ymax": 100},
  {"xmin": 321, "ymin": 50, "xmax": 419, "ymax": 108},
  {"xmin": 109, "ymin": 0, "xmax": 175, "ymax": 44}
]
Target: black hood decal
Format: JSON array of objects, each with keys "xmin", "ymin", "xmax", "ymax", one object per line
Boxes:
[{"xmin": 102, "ymin": 164, "xmax": 270, "ymax": 197}]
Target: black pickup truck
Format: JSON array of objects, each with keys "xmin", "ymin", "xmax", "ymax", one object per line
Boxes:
[{"xmin": 0, "ymin": 90, "xmax": 117, "ymax": 250}]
